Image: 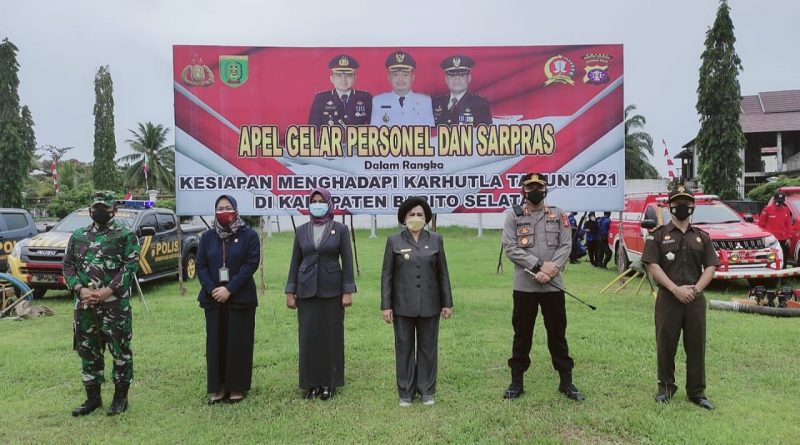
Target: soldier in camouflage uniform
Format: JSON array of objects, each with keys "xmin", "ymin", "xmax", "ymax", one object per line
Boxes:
[{"xmin": 63, "ymin": 191, "xmax": 141, "ymax": 416}]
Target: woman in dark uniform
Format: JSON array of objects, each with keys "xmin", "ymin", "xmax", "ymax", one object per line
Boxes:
[
  {"xmin": 285, "ymin": 187, "xmax": 356, "ymax": 400},
  {"xmin": 196, "ymin": 195, "xmax": 261, "ymax": 404},
  {"xmin": 381, "ymin": 196, "xmax": 453, "ymax": 407}
]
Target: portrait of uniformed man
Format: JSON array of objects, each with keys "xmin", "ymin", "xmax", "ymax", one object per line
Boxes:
[
  {"xmin": 432, "ymin": 55, "xmax": 492, "ymax": 126},
  {"xmin": 370, "ymin": 50, "xmax": 435, "ymax": 127},
  {"xmin": 308, "ymin": 54, "xmax": 372, "ymax": 127},
  {"xmin": 500, "ymin": 173, "xmax": 585, "ymax": 402},
  {"xmin": 641, "ymin": 186, "xmax": 718, "ymax": 410}
]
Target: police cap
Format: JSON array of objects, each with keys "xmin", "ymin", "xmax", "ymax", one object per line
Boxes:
[
  {"xmin": 521, "ymin": 173, "xmax": 548, "ymax": 188},
  {"xmin": 328, "ymin": 54, "xmax": 359, "ymax": 73},
  {"xmin": 441, "ymin": 54, "xmax": 475, "ymax": 75}
]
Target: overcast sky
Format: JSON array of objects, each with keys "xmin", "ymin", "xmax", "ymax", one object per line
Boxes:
[{"xmin": 3, "ymin": 0, "xmax": 798, "ymax": 176}]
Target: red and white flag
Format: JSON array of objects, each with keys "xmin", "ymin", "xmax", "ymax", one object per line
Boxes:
[
  {"xmin": 51, "ymin": 160, "xmax": 59, "ymax": 194},
  {"xmin": 662, "ymin": 139, "xmax": 677, "ymax": 180},
  {"xmin": 143, "ymin": 162, "xmax": 149, "ymax": 180},
  {"xmin": 124, "ymin": 191, "xmax": 133, "ymax": 200}
]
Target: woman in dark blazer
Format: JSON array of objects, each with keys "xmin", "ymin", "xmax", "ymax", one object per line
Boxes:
[
  {"xmin": 285, "ymin": 187, "xmax": 356, "ymax": 400},
  {"xmin": 381, "ymin": 196, "xmax": 453, "ymax": 407},
  {"xmin": 196, "ymin": 195, "xmax": 261, "ymax": 404}
]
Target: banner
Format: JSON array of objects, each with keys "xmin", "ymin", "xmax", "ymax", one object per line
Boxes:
[{"xmin": 173, "ymin": 45, "xmax": 624, "ymax": 215}]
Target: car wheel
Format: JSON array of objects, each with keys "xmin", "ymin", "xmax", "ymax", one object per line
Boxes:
[
  {"xmin": 616, "ymin": 243, "xmax": 630, "ymax": 273},
  {"xmin": 183, "ymin": 251, "xmax": 197, "ymax": 280}
]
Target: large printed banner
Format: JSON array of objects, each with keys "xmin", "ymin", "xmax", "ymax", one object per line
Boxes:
[{"xmin": 173, "ymin": 45, "xmax": 624, "ymax": 215}]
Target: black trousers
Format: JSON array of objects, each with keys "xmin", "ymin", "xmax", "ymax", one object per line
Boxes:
[
  {"xmin": 587, "ymin": 240, "xmax": 598, "ymax": 265},
  {"xmin": 655, "ymin": 290, "xmax": 706, "ymax": 398},
  {"xmin": 599, "ymin": 236, "xmax": 612, "ymax": 266},
  {"xmin": 204, "ymin": 305, "xmax": 256, "ymax": 393},
  {"xmin": 297, "ymin": 297, "xmax": 345, "ymax": 389},
  {"xmin": 508, "ymin": 290, "xmax": 574, "ymax": 382},
  {"xmin": 393, "ymin": 314, "xmax": 440, "ymax": 400}
]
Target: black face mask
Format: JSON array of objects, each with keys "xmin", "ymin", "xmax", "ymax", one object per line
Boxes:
[
  {"xmin": 670, "ymin": 204, "xmax": 694, "ymax": 221},
  {"xmin": 776, "ymin": 198, "xmax": 785, "ymax": 206},
  {"xmin": 91, "ymin": 207, "xmax": 114, "ymax": 225},
  {"xmin": 526, "ymin": 190, "xmax": 547, "ymax": 205}
]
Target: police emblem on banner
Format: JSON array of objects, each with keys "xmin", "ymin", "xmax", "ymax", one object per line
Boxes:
[
  {"xmin": 219, "ymin": 55, "xmax": 249, "ymax": 87},
  {"xmin": 180, "ymin": 55, "xmax": 214, "ymax": 87},
  {"xmin": 582, "ymin": 53, "xmax": 612, "ymax": 85},
  {"xmin": 544, "ymin": 55, "xmax": 575, "ymax": 86}
]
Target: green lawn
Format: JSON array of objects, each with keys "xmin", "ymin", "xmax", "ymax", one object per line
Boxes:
[{"xmin": 1, "ymin": 227, "xmax": 799, "ymax": 444}]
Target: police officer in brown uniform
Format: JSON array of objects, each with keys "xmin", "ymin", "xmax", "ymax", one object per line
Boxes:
[
  {"xmin": 641, "ymin": 186, "xmax": 718, "ymax": 410},
  {"xmin": 500, "ymin": 173, "xmax": 584, "ymax": 401}
]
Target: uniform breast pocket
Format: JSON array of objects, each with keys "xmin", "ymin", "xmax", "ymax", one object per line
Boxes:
[
  {"xmin": 545, "ymin": 224, "xmax": 560, "ymax": 247},
  {"xmin": 516, "ymin": 227, "xmax": 533, "ymax": 248}
]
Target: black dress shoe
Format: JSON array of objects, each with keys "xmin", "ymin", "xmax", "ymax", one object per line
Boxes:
[
  {"xmin": 558, "ymin": 384, "xmax": 585, "ymax": 401},
  {"xmin": 689, "ymin": 396, "xmax": 714, "ymax": 410},
  {"xmin": 503, "ymin": 383, "xmax": 524, "ymax": 400},
  {"xmin": 655, "ymin": 392, "xmax": 672, "ymax": 403},
  {"xmin": 227, "ymin": 394, "xmax": 246, "ymax": 404},
  {"xmin": 319, "ymin": 387, "xmax": 335, "ymax": 401},
  {"xmin": 305, "ymin": 387, "xmax": 319, "ymax": 400}
]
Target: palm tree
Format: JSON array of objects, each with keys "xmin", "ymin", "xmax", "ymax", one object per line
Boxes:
[
  {"xmin": 118, "ymin": 122, "xmax": 175, "ymax": 192},
  {"xmin": 624, "ymin": 105, "xmax": 659, "ymax": 179}
]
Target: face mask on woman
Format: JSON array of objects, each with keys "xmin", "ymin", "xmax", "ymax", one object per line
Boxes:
[
  {"xmin": 309, "ymin": 202, "xmax": 328, "ymax": 217},
  {"xmin": 405, "ymin": 216, "xmax": 425, "ymax": 232},
  {"xmin": 216, "ymin": 210, "xmax": 238, "ymax": 226}
]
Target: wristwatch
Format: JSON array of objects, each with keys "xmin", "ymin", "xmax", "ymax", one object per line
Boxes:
[{"xmin": 531, "ymin": 259, "xmax": 544, "ymax": 273}]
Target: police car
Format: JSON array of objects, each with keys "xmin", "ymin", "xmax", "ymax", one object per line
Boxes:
[
  {"xmin": 0, "ymin": 208, "xmax": 38, "ymax": 273},
  {"xmin": 7, "ymin": 200, "xmax": 205, "ymax": 298}
]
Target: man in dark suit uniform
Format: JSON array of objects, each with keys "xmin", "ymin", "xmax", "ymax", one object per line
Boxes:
[
  {"xmin": 432, "ymin": 54, "xmax": 492, "ymax": 126},
  {"xmin": 308, "ymin": 54, "xmax": 372, "ymax": 126}
]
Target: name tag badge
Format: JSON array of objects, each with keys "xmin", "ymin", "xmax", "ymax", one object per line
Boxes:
[
  {"xmin": 219, "ymin": 267, "xmax": 230, "ymax": 283},
  {"xmin": 400, "ymin": 249, "xmax": 412, "ymax": 253}
]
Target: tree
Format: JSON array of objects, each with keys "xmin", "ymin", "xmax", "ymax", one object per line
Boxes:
[
  {"xmin": 118, "ymin": 122, "xmax": 175, "ymax": 192},
  {"xmin": 747, "ymin": 176, "xmax": 800, "ymax": 202},
  {"xmin": 695, "ymin": 0, "xmax": 745, "ymax": 199},
  {"xmin": 0, "ymin": 38, "xmax": 36, "ymax": 207},
  {"xmin": 624, "ymin": 104, "xmax": 659, "ymax": 179},
  {"xmin": 92, "ymin": 65, "xmax": 119, "ymax": 190}
]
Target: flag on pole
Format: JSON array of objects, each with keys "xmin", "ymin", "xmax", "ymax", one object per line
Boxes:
[
  {"xmin": 143, "ymin": 162, "xmax": 149, "ymax": 180},
  {"xmin": 662, "ymin": 139, "xmax": 677, "ymax": 180},
  {"xmin": 51, "ymin": 160, "xmax": 59, "ymax": 194},
  {"xmin": 124, "ymin": 191, "xmax": 133, "ymax": 200}
]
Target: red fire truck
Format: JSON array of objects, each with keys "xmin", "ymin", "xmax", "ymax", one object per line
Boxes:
[{"xmin": 608, "ymin": 192, "xmax": 800, "ymax": 284}]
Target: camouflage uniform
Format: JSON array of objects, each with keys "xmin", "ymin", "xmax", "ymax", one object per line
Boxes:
[{"xmin": 63, "ymin": 215, "xmax": 140, "ymax": 387}]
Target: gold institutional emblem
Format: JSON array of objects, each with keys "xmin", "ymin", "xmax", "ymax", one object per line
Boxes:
[
  {"xmin": 338, "ymin": 57, "xmax": 350, "ymax": 68},
  {"xmin": 180, "ymin": 55, "xmax": 214, "ymax": 87},
  {"xmin": 452, "ymin": 56, "xmax": 461, "ymax": 67},
  {"xmin": 395, "ymin": 52, "xmax": 405, "ymax": 63},
  {"xmin": 664, "ymin": 235, "xmax": 672, "ymax": 240},
  {"xmin": 520, "ymin": 227, "xmax": 529, "ymax": 234},
  {"xmin": 678, "ymin": 185, "xmax": 686, "ymax": 193},
  {"xmin": 521, "ymin": 237, "xmax": 529, "ymax": 246},
  {"xmin": 383, "ymin": 113, "xmax": 390, "ymax": 123},
  {"xmin": 581, "ymin": 53, "xmax": 612, "ymax": 84},
  {"xmin": 544, "ymin": 54, "xmax": 576, "ymax": 86},
  {"xmin": 696, "ymin": 237, "xmax": 702, "ymax": 243}
]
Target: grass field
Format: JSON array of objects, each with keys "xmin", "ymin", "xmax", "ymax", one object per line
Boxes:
[{"xmin": 1, "ymin": 227, "xmax": 799, "ymax": 444}]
